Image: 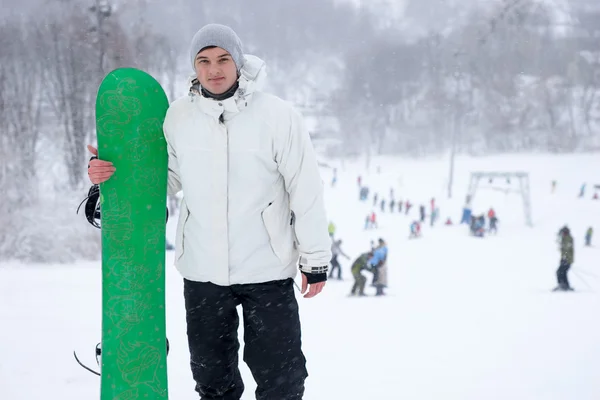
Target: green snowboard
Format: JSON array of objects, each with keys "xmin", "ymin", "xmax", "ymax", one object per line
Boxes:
[{"xmin": 96, "ymin": 68, "xmax": 170, "ymax": 400}]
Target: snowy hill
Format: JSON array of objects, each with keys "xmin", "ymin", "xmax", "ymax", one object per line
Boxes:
[{"xmin": 1, "ymin": 153, "xmax": 599, "ymax": 399}]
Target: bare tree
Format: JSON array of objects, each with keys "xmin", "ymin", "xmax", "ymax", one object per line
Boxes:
[
  {"xmin": 131, "ymin": 24, "xmax": 180, "ymax": 101},
  {"xmin": 37, "ymin": 9, "xmax": 97, "ymax": 189},
  {"xmin": 0, "ymin": 20, "xmax": 44, "ymax": 205},
  {"xmin": 571, "ymin": 8, "xmax": 600, "ymax": 138},
  {"xmin": 37, "ymin": 3, "xmax": 133, "ymax": 189}
]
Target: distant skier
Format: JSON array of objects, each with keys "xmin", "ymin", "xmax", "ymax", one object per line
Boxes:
[
  {"xmin": 430, "ymin": 197, "xmax": 435, "ymax": 214},
  {"xmin": 476, "ymin": 215, "xmax": 486, "ymax": 236},
  {"xmin": 373, "ymin": 193, "xmax": 378, "ymax": 206},
  {"xmin": 357, "ymin": 175, "xmax": 362, "ymax": 187},
  {"xmin": 369, "ymin": 238, "xmax": 388, "ymax": 296},
  {"xmin": 488, "ymin": 208, "xmax": 498, "ymax": 234},
  {"xmin": 430, "ymin": 207, "xmax": 439, "ymax": 227},
  {"xmin": 359, "ymin": 186, "xmax": 367, "ymax": 201},
  {"xmin": 380, "ymin": 199, "xmax": 386, "ymax": 212},
  {"xmin": 329, "ymin": 239, "xmax": 350, "ymax": 280},
  {"xmin": 390, "ymin": 199, "xmax": 396, "ymax": 212},
  {"xmin": 409, "ymin": 221, "xmax": 421, "ymax": 238},
  {"xmin": 405, "ymin": 200, "xmax": 412, "ymax": 215},
  {"xmin": 470, "ymin": 215, "xmax": 485, "ymax": 237},
  {"xmin": 359, "ymin": 186, "xmax": 370, "ymax": 201},
  {"xmin": 461, "ymin": 195, "xmax": 472, "ymax": 224},
  {"xmin": 349, "ymin": 251, "xmax": 373, "ymax": 296},
  {"xmin": 551, "ymin": 180, "xmax": 557, "ymax": 193},
  {"xmin": 419, "ymin": 205, "xmax": 426, "ymax": 223},
  {"xmin": 579, "ymin": 183, "xmax": 586, "ymax": 198},
  {"xmin": 489, "ymin": 214, "xmax": 498, "ymax": 234},
  {"xmin": 553, "ymin": 226, "xmax": 574, "ymax": 291},
  {"xmin": 370, "ymin": 211, "xmax": 378, "ymax": 229},
  {"xmin": 585, "ymin": 227, "xmax": 593, "ymax": 247},
  {"xmin": 328, "ymin": 221, "xmax": 336, "ymax": 238},
  {"xmin": 398, "ymin": 200, "xmax": 403, "ymax": 213}
]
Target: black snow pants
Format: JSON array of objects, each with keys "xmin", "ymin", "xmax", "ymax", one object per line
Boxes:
[
  {"xmin": 556, "ymin": 259, "xmax": 572, "ymax": 289},
  {"xmin": 183, "ymin": 278, "xmax": 308, "ymax": 400}
]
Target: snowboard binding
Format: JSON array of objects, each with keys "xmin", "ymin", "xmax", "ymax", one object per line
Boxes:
[
  {"xmin": 74, "ymin": 339, "xmax": 171, "ymax": 376},
  {"xmin": 76, "ymin": 183, "xmax": 102, "ymax": 229},
  {"xmin": 76, "ymin": 183, "xmax": 169, "ymax": 229}
]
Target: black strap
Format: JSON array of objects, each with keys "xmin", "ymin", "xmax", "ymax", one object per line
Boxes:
[
  {"xmin": 76, "ymin": 184, "xmax": 101, "ymax": 229},
  {"xmin": 88, "ymin": 155, "xmax": 98, "ymax": 168},
  {"xmin": 77, "ymin": 183, "xmax": 169, "ymax": 229},
  {"xmin": 74, "ymin": 339, "xmax": 171, "ymax": 377}
]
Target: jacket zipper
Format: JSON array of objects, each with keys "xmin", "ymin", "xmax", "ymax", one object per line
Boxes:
[{"xmin": 221, "ymin": 112, "xmax": 229, "ymax": 277}]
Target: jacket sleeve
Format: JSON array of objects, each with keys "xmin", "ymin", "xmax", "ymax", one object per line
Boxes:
[
  {"xmin": 275, "ymin": 107, "xmax": 332, "ymax": 270},
  {"xmin": 163, "ymin": 123, "xmax": 182, "ymax": 196}
]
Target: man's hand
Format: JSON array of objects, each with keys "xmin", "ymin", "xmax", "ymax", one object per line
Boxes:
[
  {"xmin": 301, "ymin": 272, "xmax": 326, "ymax": 299},
  {"xmin": 87, "ymin": 145, "xmax": 116, "ymax": 184}
]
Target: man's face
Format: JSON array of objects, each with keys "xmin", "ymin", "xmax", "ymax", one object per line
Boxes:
[{"xmin": 194, "ymin": 47, "xmax": 238, "ymax": 95}]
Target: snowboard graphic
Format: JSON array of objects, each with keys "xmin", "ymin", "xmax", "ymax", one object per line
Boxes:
[{"xmin": 96, "ymin": 68, "xmax": 169, "ymax": 400}]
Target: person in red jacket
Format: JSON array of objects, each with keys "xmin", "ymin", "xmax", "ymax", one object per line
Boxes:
[
  {"xmin": 488, "ymin": 208, "xmax": 498, "ymax": 233},
  {"xmin": 370, "ymin": 211, "xmax": 378, "ymax": 229}
]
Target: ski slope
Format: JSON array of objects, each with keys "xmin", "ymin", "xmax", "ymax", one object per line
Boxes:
[{"xmin": 1, "ymin": 153, "xmax": 599, "ymax": 400}]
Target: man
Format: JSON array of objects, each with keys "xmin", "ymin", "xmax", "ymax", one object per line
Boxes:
[
  {"xmin": 585, "ymin": 226, "xmax": 593, "ymax": 247},
  {"xmin": 489, "ymin": 213, "xmax": 498, "ymax": 234},
  {"xmin": 349, "ymin": 251, "xmax": 373, "ymax": 296},
  {"xmin": 430, "ymin": 207, "xmax": 438, "ymax": 227},
  {"xmin": 554, "ymin": 226, "xmax": 574, "ymax": 291},
  {"xmin": 329, "ymin": 238, "xmax": 350, "ymax": 280},
  {"xmin": 405, "ymin": 199, "xmax": 412, "ymax": 215},
  {"xmin": 87, "ymin": 23, "xmax": 331, "ymax": 400}
]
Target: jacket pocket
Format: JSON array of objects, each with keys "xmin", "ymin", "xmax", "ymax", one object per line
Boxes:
[
  {"xmin": 261, "ymin": 200, "xmax": 295, "ymax": 265},
  {"xmin": 175, "ymin": 199, "xmax": 191, "ymax": 262}
]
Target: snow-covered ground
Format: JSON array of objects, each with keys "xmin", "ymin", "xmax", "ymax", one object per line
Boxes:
[{"xmin": 1, "ymin": 153, "xmax": 599, "ymax": 399}]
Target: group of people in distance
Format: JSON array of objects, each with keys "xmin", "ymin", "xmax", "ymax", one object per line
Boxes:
[{"xmin": 329, "ymin": 232, "xmax": 389, "ymax": 297}]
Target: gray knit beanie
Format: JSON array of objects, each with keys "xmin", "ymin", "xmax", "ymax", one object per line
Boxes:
[{"xmin": 189, "ymin": 24, "xmax": 244, "ymax": 71}]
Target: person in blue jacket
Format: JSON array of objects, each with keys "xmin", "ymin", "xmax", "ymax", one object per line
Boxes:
[{"xmin": 369, "ymin": 238, "xmax": 388, "ymax": 296}]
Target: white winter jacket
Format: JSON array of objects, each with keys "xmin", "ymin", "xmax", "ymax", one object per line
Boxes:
[{"xmin": 163, "ymin": 55, "xmax": 332, "ymax": 286}]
